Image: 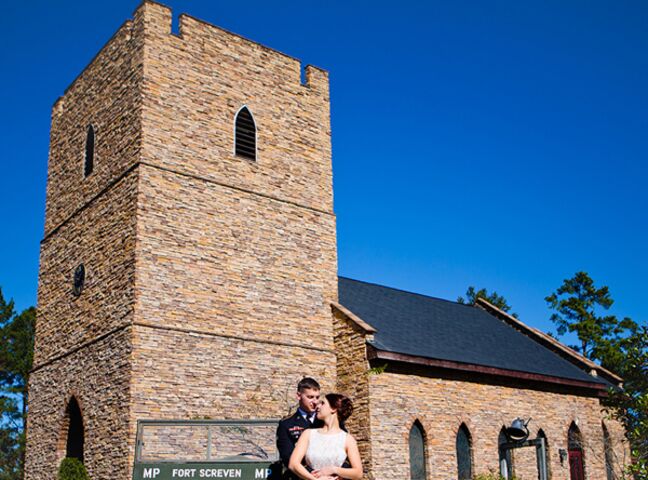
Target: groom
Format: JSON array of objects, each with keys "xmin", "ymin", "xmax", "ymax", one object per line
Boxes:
[{"xmin": 276, "ymin": 377, "xmax": 323, "ymax": 478}]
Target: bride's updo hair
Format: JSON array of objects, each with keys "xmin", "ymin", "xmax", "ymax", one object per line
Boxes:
[{"xmin": 325, "ymin": 393, "xmax": 353, "ymax": 422}]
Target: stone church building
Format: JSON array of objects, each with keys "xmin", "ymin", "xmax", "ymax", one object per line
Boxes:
[{"xmin": 25, "ymin": 2, "xmax": 628, "ymax": 479}]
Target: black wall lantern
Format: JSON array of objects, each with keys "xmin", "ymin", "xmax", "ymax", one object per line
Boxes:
[{"xmin": 559, "ymin": 448, "xmax": 568, "ymax": 465}]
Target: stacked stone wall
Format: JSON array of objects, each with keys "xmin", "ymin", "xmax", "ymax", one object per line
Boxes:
[
  {"xmin": 127, "ymin": 0, "xmax": 339, "ymax": 468},
  {"xmin": 602, "ymin": 418, "xmax": 631, "ymax": 479},
  {"xmin": 366, "ymin": 372, "xmax": 629, "ymax": 480},
  {"xmin": 34, "ymin": 172, "xmax": 138, "ymax": 364},
  {"xmin": 130, "ymin": 325, "xmax": 335, "ymax": 420},
  {"xmin": 27, "ymin": 6, "xmax": 145, "ymax": 476},
  {"xmin": 25, "ymin": 328, "xmax": 132, "ymax": 480},
  {"xmin": 31, "ymin": 3, "xmax": 339, "ymax": 478},
  {"xmin": 333, "ymin": 310, "xmax": 374, "ymax": 478},
  {"xmin": 138, "ymin": 1, "xmax": 333, "ymax": 214},
  {"xmin": 135, "ymin": 165, "xmax": 337, "ymax": 349},
  {"xmin": 127, "ymin": 325, "xmax": 336, "ymax": 469},
  {"xmin": 44, "ymin": 17, "xmax": 143, "ymax": 235},
  {"xmin": 34, "ymin": 0, "xmax": 145, "ymax": 364}
]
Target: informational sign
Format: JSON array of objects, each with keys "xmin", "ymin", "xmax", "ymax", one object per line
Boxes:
[
  {"xmin": 133, "ymin": 420, "xmax": 282, "ymax": 480},
  {"xmin": 133, "ymin": 462, "xmax": 281, "ymax": 480}
]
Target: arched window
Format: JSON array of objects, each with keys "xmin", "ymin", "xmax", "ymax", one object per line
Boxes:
[
  {"xmin": 603, "ymin": 423, "xmax": 616, "ymax": 480},
  {"xmin": 537, "ymin": 429, "xmax": 551, "ymax": 480},
  {"xmin": 499, "ymin": 427, "xmax": 514, "ymax": 479},
  {"xmin": 84, "ymin": 125, "xmax": 95, "ymax": 177},
  {"xmin": 568, "ymin": 422, "xmax": 585, "ymax": 480},
  {"xmin": 65, "ymin": 397, "xmax": 84, "ymax": 461},
  {"xmin": 408, "ymin": 421, "xmax": 427, "ymax": 480},
  {"xmin": 234, "ymin": 106, "xmax": 256, "ymax": 160},
  {"xmin": 456, "ymin": 423, "xmax": 473, "ymax": 480}
]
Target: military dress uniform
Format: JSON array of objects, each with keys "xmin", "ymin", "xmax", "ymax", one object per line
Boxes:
[{"xmin": 276, "ymin": 409, "xmax": 322, "ymax": 479}]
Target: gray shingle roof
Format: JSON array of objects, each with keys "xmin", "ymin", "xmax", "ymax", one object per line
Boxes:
[{"xmin": 338, "ymin": 277, "xmax": 606, "ymax": 385}]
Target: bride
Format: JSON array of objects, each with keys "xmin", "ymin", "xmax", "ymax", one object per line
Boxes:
[{"xmin": 288, "ymin": 393, "xmax": 363, "ymax": 480}]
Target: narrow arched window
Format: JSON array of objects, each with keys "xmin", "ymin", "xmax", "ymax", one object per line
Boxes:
[
  {"xmin": 84, "ymin": 125, "xmax": 95, "ymax": 177},
  {"xmin": 537, "ymin": 429, "xmax": 551, "ymax": 480},
  {"xmin": 65, "ymin": 397, "xmax": 84, "ymax": 461},
  {"xmin": 603, "ymin": 423, "xmax": 616, "ymax": 480},
  {"xmin": 499, "ymin": 427, "xmax": 514, "ymax": 479},
  {"xmin": 409, "ymin": 421, "xmax": 427, "ymax": 480},
  {"xmin": 456, "ymin": 423, "xmax": 473, "ymax": 480},
  {"xmin": 568, "ymin": 422, "xmax": 585, "ymax": 480},
  {"xmin": 234, "ymin": 106, "xmax": 256, "ymax": 160}
]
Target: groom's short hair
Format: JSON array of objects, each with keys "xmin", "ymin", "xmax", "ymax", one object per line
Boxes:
[{"xmin": 297, "ymin": 377, "xmax": 320, "ymax": 392}]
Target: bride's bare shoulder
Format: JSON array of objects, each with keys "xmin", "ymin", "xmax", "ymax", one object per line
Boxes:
[{"xmin": 297, "ymin": 428, "xmax": 313, "ymax": 442}]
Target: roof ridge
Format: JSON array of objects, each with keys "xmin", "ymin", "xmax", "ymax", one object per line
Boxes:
[
  {"xmin": 338, "ymin": 276, "xmax": 474, "ymax": 308},
  {"xmin": 475, "ymin": 298, "xmax": 622, "ymax": 384}
]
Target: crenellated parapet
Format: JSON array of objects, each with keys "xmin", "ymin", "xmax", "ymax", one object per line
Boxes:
[{"xmin": 136, "ymin": 1, "xmax": 329, "ymax": 93}]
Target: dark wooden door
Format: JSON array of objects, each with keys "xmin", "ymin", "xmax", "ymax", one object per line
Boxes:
[{"xmin": 569, "ymin": 449, "xmax": 584, "ymax": 480}]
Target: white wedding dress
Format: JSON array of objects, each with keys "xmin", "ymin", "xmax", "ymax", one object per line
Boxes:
[{"xmin": 305, "ymin": 429, "xmax": 348, "ymax": 471}]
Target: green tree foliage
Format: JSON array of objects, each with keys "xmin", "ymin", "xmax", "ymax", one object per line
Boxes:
[
  {"xmin": 545, "ymin": 272, "xmax": 646, "ymax": 477},
  {"xmin": 57, "ymin": 458, "xmax": 89, "ymax": 480},
  {"xmin": 603, "ymin": 325, "xmax": 648, "ymax": 478},
  {"xmin": 0, "ymin": 288, "xmax": 35, "ymax": 480},
  {"xmin": 457, "ymin": 286, "xmax": 518, "ymax": 318},
  {"xmin": 545, "ymin": 271, "xmax": 635, "ymax": 358},
  {"xmin": 473, "ymin": 471, "xmax": 518, "ymax": 480}
]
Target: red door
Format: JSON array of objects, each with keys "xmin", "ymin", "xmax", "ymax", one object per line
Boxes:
[{"xmin": 569, "ymin": 449, "xmax": 584, "ymax": 480}]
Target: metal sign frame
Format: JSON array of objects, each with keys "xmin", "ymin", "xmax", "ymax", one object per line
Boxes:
[
  {"xmin": 133, "ymin": 419, "xmax": 282, "ymax": 480},
  {"xmin": 499, "ymin": 437, "xmax": 548, "ymax": 480},
  {"xmin": 135, "ymin": 419, "xmax": 280, "ymax": 463}
]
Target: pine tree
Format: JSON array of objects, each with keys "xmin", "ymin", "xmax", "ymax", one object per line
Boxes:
[
  {"xmin": 0, "ymin": 288, "xmax": 35, "ymax": 480},
  {"xmin": 546, "ymin": 272, "xmax": 646, "ymax": 476},
  {"xmin": 603, "ymin": 325, "xmax": 648, "ymax": 478},
  {"xmin": 545, "ymin": 271, "xmax": 634, "ymax": 359},
  {"xmin": 458, "ymin": 286, "xmax": 518, "ymax": 318}
]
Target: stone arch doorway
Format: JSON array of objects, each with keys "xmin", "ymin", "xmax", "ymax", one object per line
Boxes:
[
  {"xmin": 568, "ymin": 422, "xmax": 585, "ymax": 480},
  {"xmin": 62, "ymin": 396, "xmax": 84, "ymax": 462}
]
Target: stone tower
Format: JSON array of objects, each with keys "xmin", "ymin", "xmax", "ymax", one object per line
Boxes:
[{"xmin": 25, "ymin": 2, "xmax": 337, "ymax": 479}]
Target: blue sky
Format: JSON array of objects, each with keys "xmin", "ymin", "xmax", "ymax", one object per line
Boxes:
[{"xmin": 2, "ymin": 0, "xmax": 647, "ymax": 341}]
